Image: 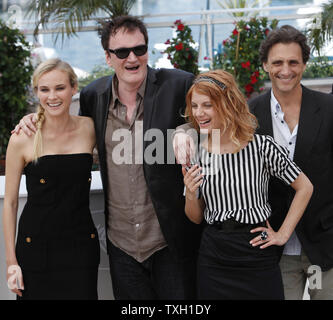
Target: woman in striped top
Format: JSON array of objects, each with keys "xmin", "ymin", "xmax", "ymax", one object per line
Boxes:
[{"xmin": 183, "ymin": 70, "xmax": 313, "ymax": 299}]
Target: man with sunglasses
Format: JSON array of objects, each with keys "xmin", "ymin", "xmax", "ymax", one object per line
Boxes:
[
  {"xmin": 78, "ymin": 15, "xmax": 202, "ymax": 299},
  {"xmin": 14, "ymin": 15, "xmax": 201, "ymax": 300}
]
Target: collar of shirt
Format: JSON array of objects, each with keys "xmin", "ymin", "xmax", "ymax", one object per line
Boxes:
[
  {"xmin": 270, "ymin": 90, "xmax": 298, "ymax": 160},
  {"xmin": 270, "ymin": 90, "xmax": 281, "ymax": 120},
  {"xmin": 111, "ymin": 74, "xmax": 147, "ymax": 108}
]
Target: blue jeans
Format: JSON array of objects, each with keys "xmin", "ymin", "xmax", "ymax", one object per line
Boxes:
[{"xmin": 108, "ymin": 242, "xmax": 197, "ymax": 300}]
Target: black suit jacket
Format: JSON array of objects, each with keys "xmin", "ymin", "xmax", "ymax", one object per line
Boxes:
[
  {"xmin": 249, "ymin": 86, "xmax": 333, "ymax": 271},
  {"xmin": 79, "ymin": 66, "xmax": 202, "ymax": 262}
]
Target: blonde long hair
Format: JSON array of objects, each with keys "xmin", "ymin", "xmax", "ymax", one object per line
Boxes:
[
  {"xmin": 32, "ymin": 58, "xmax": 78, "ymax": 161},
  {"xmin": 185, "ymin": 69, "xmax": 258, "ymax": 153}
]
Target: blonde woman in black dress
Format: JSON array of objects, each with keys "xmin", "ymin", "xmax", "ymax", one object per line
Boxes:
[
  {"xmin": 182, "ymin": 70, "xmax": 313, "ymax": 299},
  {"xmin": 3, "ymin": 58, "xmax": 100, "ymax": 299}
]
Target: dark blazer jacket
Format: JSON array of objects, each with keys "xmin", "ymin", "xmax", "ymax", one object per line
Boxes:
[
  {"xmin": 249, "ymin": 86, "xmax": 333, "ymax": 271},
  {"xmin": 79, "ymin": 66, "xmax": 202, "ymax": 262}
]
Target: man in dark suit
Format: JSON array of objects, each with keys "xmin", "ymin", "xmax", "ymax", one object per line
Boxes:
[
  {"xmin": 14, "ymin": 15, "xmax": 201, "ymax": 300},
  {"xmin": 78, "ymin": 15, "xmax": 201, "ymax": 299},
  {"xmin": 248, "ymin": 25, "xmax": 333, "ymax": 300}
]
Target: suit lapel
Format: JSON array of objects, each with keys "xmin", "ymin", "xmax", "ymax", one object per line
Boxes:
[
  {"xmin": 254, "ymin": 90, "xmax": 274, "ymax": 137},
  {"xmin": 294, "ymin": 86, "xmax": 322, "ymax": 168},
  {"xmin": 97, "ymin": 76, "xmax": 113, "ymax": 154},
  {"xmin": 143, "ymin": 67, "xmax": 158, "ymax": 147}
]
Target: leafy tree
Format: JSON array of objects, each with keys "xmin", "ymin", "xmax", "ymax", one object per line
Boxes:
[
  {"xmin": 164, "ymin": 20, "xmax": 199, "ymax": 75},
  {"xmin": 0, "ymin": 20, "xmax": 33, "ymax": 159},
  {"xmin": 216, "ymin": 0, "xmax": 270, "ymax": 18},
  {"xmin": 78, "ymin": 65, "xmax": 114, "ymax": 91},
  {"xmin": 213, "ymin": 17, "xmax": 278, "ymax": 97},
  {"xmin": 26, "ymin": 0, "xmax": 136, "ymax": 43},
  {"xmin": 303, "ymin": 56, "xmax": 333, "ymax": 79},
  {"xmin": 307, "ymin": 0, "xmax": 333, "ymax": 55}
]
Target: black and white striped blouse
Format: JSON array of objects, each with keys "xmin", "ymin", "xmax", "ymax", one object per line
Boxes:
[{"xmin": 200, "ymin": 134, "xmax": 301, "ymax": 224}]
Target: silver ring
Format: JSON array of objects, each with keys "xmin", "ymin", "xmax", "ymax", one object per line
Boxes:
[{"xmin": 260, "ymin": 230, "xmax": 268, "ymax": 241}]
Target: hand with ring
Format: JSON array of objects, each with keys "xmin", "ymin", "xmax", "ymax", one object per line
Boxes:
[
  {"xmin": 249, "ymin": 220, "xmax": 288, "ymax": 249},
  {"xmin": 260, "ymin": 230, "xmax": 268, "ymax": 241}
]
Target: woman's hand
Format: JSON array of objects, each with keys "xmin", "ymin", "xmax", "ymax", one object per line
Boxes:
[
  {"xmin": 249, "ymin": 220, "xmax": 289, "ymax": 249},
  {"xmin": 7, "ymin": 264, "xmax": 24, "ymax": 297},
  {"xmin": 182, "ymin": 164, "xmax": 203, "ymax": 200},
  {"xmin": 182, "ymin": 164, "xmax": 205, "ymax": 224}
]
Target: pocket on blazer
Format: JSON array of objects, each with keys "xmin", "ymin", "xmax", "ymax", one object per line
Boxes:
[
  {"xmin": 27, "ymin": 176, "xmax": 56, "ymax": 205},
  {"xmin": 75, "ymin": 232, "xmax": 100, "ymax": 268},
  {"xmin": 15, "ymin": 236, "xmax": 47, "ymax": 272}
]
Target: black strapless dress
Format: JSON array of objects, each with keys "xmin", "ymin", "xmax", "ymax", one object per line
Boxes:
[{"xmin": 16, "ymin": 153, "xmax": 100, "ymax": 300}]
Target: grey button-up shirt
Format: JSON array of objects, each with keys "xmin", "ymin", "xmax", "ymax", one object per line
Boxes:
[{"xmin": 105, "ymin": 76, "xmax": 167, "ymax": 262}]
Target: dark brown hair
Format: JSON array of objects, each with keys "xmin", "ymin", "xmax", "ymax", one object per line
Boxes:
[
  {"xmin": 100, "ymin": 15, "xmax": 148, "ymax": 51},
  {"xmin": 259, "ymin": 25, "xmax": 310, "ymax": 64}
]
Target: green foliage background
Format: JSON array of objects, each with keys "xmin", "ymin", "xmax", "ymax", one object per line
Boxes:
[
  {"xmin": 0, "ymin": 20, "xmax": 33, "ymax": 158},
  {"xmin": 213, "ymin": 17, "xmax": 278, "ymax": 97},
  {"xmin": 78, "ymin": 65, "xmax": 114, "ymax": 91},
  {"xmin": 164, "ymin": 20, "xmax": 199, "ymax": 75}
]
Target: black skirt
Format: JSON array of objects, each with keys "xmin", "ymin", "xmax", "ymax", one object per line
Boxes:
[
  {"xmin": 16, "ymin": 233, "xmax": 100, "ymax": 300},
  {"xmin": 197, "ymin": 223, "xmax": 284, "ymax": 300},
  {"xmin": 17, "ymin": 267, "xmax": 98, "ymax": 300}
]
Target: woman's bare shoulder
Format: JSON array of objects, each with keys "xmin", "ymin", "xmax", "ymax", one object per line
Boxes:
[
  {"xmin": 8, "ymin": 130, "xmax": 34, "ymax": 149},
  {"xmin": 73, "ymin": 115, "xmax": 94, "ymax": 129},
  {"xmin": 7, "ymin": 131, "xmax": 34, "ymax": 163},
  {"xmin": 72, "ymin": 115, "xmax": 95, "ymax": 148}
]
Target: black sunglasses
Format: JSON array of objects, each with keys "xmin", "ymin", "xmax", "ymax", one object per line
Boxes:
[{"xmin": 107, "ymin": 45, "xmax": 148, "ymax": 59}]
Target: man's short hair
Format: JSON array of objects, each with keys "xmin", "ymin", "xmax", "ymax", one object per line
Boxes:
[
  {"xmin": 259, "ymin": 25, "xmax": 310, "ymax": 64},
  {"xmin": 100, "ymin": 15, "xmax": 148, "ymax": 51}
]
